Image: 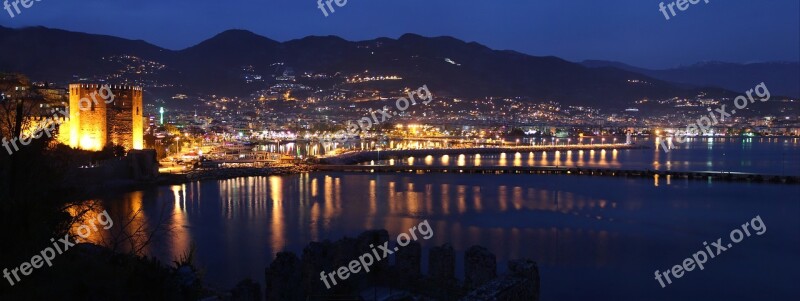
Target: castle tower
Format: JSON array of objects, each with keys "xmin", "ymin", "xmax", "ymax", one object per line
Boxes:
[{"xmin": 67, "ymin": 84, "xmax": 143, "ymax": 151}]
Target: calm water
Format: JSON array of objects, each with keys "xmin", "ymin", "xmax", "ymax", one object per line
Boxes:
[{"xmin": 83, "ymin": 140, "xmax": 800, "ymax": 300}]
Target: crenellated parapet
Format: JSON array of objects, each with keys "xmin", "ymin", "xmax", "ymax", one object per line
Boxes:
[{"xmin": 65, "ymin": 84, "xmax": 144, "ymax": 151}]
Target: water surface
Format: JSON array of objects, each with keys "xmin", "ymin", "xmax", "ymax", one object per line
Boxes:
[{"xmin": 91, "ymin": 172, "xmax": 800, "ymax": 301}]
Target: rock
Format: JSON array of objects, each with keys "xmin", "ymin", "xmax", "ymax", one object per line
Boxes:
[
  {"xmin": 230, "ymin": 279, "xmax": 262, "ymax": 301},
  {"xmin": 301, "ymin": 241, "xmax": 335, "ymax": 294},
  {"xmin": 395, "ymin": 240, "xmax": 422, "ymax": 280},
  {"xmin": 465, "ymin": 245, "xmax": 496, "ymax": 289},
  {"xmin": 429, "ymin": 243, "xmax": 456, "ymax": 284},
  {"xmin": 265, "ymin": 252, "xmax": 303, "ymax": 301},
  {"xmin": 357, "ymin": 230, "xmax": 391, "ymax": 273},
  {"xmin": 508, "ymin": 259, "xmax": 540, "ymax": 301}
]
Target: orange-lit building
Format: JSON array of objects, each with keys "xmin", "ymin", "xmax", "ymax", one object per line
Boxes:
[{"xmin": 63, "ymin": 84, "xmax": 144, "ymax": 151}]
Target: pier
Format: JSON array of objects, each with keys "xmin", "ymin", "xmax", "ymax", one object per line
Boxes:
[
  {"xmin": 313, "ymin": 165, "xmax": 800, "ymax": 184},
  {"xmin": 319, "ymin": 143, "xmax": 646, "ymax": 165}
]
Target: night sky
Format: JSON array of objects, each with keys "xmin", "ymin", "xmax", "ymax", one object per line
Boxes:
[{"xmin": 1, "ymin": 0, "xmax": 798, "ymax": 69}]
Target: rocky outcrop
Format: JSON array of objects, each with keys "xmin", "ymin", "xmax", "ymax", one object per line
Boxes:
[
  {"xmin": 429, "ymin": 243, "xmax": 457, "ymax": 286},
  {"xmin": 461, "ymin": 259, "xmax": 540, "ymax": 301},
  {"xmin": 264, "ymin": 230, "xmax": 540, "ymax": 301},
  {"xmin": 465, "ymin": 246, "xmax": 497, "ymax": 289}
]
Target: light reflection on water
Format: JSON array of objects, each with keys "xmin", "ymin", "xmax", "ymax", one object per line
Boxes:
[{"xmin": 84, "ymin": 172, "xmax": 800, "ymax": 300}]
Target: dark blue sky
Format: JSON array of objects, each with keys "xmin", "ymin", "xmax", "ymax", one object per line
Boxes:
[{"xmin": 1, "ymin": 0, "xmax": 798, "ymax": 69}]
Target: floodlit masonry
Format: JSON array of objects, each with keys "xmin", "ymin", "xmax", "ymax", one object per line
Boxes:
[{"xmin": 65, "ymin": 84, "xmax": 144, "ymax": 151}]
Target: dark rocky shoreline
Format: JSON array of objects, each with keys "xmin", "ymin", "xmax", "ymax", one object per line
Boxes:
[{"xmin": 265, "ymin": 229, "xmax": 540, "ymax": 301}]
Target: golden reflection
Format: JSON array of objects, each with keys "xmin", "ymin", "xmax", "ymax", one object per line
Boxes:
[
  {"xmin": 598, "ymin": 149, "xmax": 607, "ymax": 167},
  {"xmin": 171, "ymin": 185, "xmax": 183, "ymax": 212},
  {"xmin": 406, "ymin": 182, "xmax": 421, "ymax": 215},
  {"xmin": 407, "ymin": 156, "xmax": 415, "ymax": 165},
  {"xmin": 129, "ymin": 190, "xmax": 156, "ymax": 255},
  {"xmin": 67, "ymin": 201, "xmax": 106, "ymax": 246},
  {"xmin": 269, "ymin": 176, "xmax": 285, "ymax": 253},
  {"xmin": 161, "ymin": 187, "xmax": 188, "ymax": 259},
  {"xmin": 564, "ymin": 151, "xmax": 574, "ymax": 167},
  {"xmin": 366, "ymin": 180, "xmax": 377, "ymax": 229},
  {"xmin": 499, "ymin": 153, "xmax": 507, "ymax": 166},
  {"xmin": 310, "ymin": 202, "xmax": 320, "ymax": 241},
  {"xmin": 512, "ymin": 187, "xmax": 523, "ymax": 210},
  {"xmin": 457, "ymin": 154, "xmax": 466, "ymax": 166},
  {"xmin": 324, "ymin": 176, "xmax": 334, "ymax": 224},
  {"xmin": 389, "ymin": 159, "xmax": 395, "ymax": 165},
  {"xmin": 441, "ymin": 155, "xmax": 450, "ymax": 165},
  {"xmin": 528, "ymin": 152, "xmax": 534, "ymax": 166},
  {"xmin": 425, "ymin": 155, "xmax": 434, "ymax": 165},
  {"xmin": 513, "ymin": 152, "xmax": 522, "ymax": 167},
  {"xmin": 472, "ymin": 186, "xmax": 482, "ymax": 212},
  {"xmin": 540, "ymin": 151, "xmax": 548, "ymax": 166},
  {"xmin": 71, "ymin": 190, "xmax": 157, "ymax": 255},
  {"xmin": 474, "ymin": 154, "xmax": 482, "ymax": 166},
  {"xmin": 498, "ymin": 185, "xmax": 508, "ymax": 211},
  {"xmin": 335, "ymin": 177, "xmax": 342, "ymax": 211},
  {"xmin": 457, "ymin": 185, "xmax": 467, "ymax": 214},
  {"xmin": 654, "ymin": 174, "xmax": 659, "ymax": 187},
  {"xmin": 311, "ymin": 178, "xmax": 318, "ymax": 197},
  {"xmin": 170, "ymin": 186, "xmax": 189, "ymax": 255}
]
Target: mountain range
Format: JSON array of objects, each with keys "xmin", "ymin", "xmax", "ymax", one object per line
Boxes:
[
  {"xmin": 581, "ymin": 60, "xmax": 800, "ymax": 98},
  {"xmin": 1, "ymin": 25, "xmax": 795, "ymax": 108}
]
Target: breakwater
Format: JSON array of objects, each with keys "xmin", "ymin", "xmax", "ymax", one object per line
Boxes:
[
  {"xmin": 319, "ymin": 143, "xmax": 645, "ymax": 165},
  {"xmin": 314, "ymin": 165, "xmax": 800, "ymax": 184}
]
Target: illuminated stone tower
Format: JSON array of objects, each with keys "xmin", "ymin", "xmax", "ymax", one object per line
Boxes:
[{"xmin": 67, "ymin": 84, "xmax": 144, "ymax": 151}]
